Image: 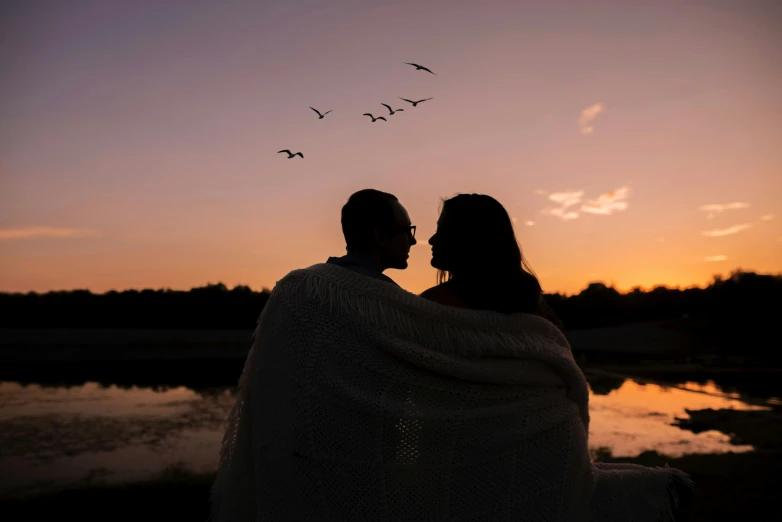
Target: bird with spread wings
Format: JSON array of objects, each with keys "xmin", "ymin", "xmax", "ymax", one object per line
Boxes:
[
  {"xmin": 278, "ymin": 150, "xmax": 303, "ymax": 158},
  {"xmin": 404, "ymin": 62, "xmax": 436, "ymax": 74}
]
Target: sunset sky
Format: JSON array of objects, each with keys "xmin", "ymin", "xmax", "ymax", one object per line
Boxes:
[{"xmin": 2, "ymin": 0, "xmax": 781, "ymax": 296}]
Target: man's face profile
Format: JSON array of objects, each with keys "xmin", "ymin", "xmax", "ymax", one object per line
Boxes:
[{"xmin": 377, "ymin": 201, "xmax": 416, "ymax": 270}]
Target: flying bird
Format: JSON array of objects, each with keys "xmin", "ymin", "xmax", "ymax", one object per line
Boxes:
[
  {"xmin": 381, "ymin": 103, "xmax": 404, "ymax": 115},
  {"xmin": 309, "ymin": 107, "xmax": 332, "ymax": 119},
  {"xmin": 398, "ymin": 97, "xmax": 433, "ymax": 107},
  {"xmin": 278, "ymin": 150, "xmax": 303, "ymax": 158},
  {"xmin": 404, "ymin": 62, "xmax": 436, "ymax": 74},
  {"xmin": 363, "ymin": 113, "xmax": 387, "ymax": 122}
]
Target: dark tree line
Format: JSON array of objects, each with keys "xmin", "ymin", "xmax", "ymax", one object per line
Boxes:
[
  {"xmin": 1, "ymin": 270, "xmax": 780, "ymax": 334},
  {"xmin": 548, "ymin": 270, "xmax": 782, "ymax": 331},
  {"xmin": 0, "ymin": 283, "xmax": 271, "ymax": 330}
]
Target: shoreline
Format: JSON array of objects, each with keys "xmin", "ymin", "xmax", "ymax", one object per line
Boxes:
[
  {"xmin": 0, "ymin": 322, "xmax": 728, "ymax": 362},
  {"xmin": 3, "ymin": 325, "xmax": 780, "ymax": 392}
]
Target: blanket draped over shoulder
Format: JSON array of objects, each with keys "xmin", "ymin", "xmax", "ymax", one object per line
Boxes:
[{"xmin": 211, "ymin": 263, "xmax": 693, "ymax": 521}]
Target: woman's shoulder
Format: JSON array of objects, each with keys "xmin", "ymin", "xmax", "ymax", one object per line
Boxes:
[
  {"xmin": 419, "ymin": 281, "xmax": 468, "ymax": 308},
  {"xmin": 419, "ymin": 279, "xmax": 457, "ymax": 298},
  {"xmin": 418, "ymin": 285, "xmax": 442, "ymax": 300}
]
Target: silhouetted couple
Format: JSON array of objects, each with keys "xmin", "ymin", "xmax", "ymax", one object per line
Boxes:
[
  {"xmin": 211, "ymin": 189, "xmax": 692, "ymax": 522},
  {"xmin": 327, "ymin": 188, "xmax": 560, "ymax": 324}
]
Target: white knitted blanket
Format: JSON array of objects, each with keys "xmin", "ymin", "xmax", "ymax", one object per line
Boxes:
[{"xmin": 211, "ymin": 263, "xmax": 693, "ymax": 521}]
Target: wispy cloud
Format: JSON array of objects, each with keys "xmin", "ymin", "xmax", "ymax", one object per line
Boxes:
[
  {"xmin": 0, "ymin": 227, "xmax": 100, "ymax": 240},
  {"xmin": 581, "ymin": 186, "xmax": 630, "ymax": 215},
  {"xmin": 699, "ymin": 202, "xmax": 749, "ymax": 213},
  {"xmin": 704, "ymin": 255, "xmax": 728, "ymax": 262},
  {"xmin": 760, "ymin": 214, "xmax": 775, "ymax": 221},
  {"xmin": 543, "ymin": 208, "xmax": 579, "ymax": 220},
  {"xmin": 513, "ymin": 216, "xmax": 536, "ymax": 227},
  {"xmin": 541, "ymin": 190, "xmax": 583, "ymax": 220},
  {"xmin": 537, "ymin": 186, "xmax": 631, "ymax": 221},
  {"xmin": 548, "ymin": 190, "xmax": 583, "ymax": 207},
  {"xmin": 578, "ymin": 103, "xmax": 605, "ymax": 135},
  {"xmin": 701, "ymin": 223, "xmax": 753, "ymax": 237},
  {"xmin": 534, "ymin": 189, "xmax": 547, "ymax": 195},
  {"xmin": 698, "ymin": 202, "xmax": 749, "ymax": 219}
]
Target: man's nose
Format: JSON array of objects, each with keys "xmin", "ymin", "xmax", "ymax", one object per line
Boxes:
[{"xmin": 410, "ymin": 235, "xmax": 417, "ymax": 246}]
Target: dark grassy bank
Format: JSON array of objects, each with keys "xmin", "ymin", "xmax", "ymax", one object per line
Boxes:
[
  {"xmin": 597, "ymin": 450, "xmax": 782, "ymax": 522},
  {"xmin": 3, "ymin": 327, "xmax": 781, "ymax": 394},
  {"xmin": 0, "ymin": 321, "xmax": 719, "ymax": 391},
  {"xmin": 3, "ymin": 452, "xmax": 779, "ymax": 522},
  {"xmin": 0, "ymin": 357, "xmax": 246, "ymax": 389},
  {"xmin": 1, "ymin": 467, "xmax": 216, "ymax": 522}
]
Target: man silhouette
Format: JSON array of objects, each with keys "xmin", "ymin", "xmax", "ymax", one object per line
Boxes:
[{"xmin": 327, "ymin": 189, "xmax": 417, "ymax": 286}]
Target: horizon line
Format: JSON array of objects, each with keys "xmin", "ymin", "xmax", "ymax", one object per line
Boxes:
[{"xmin": 2, "ymin": 268, "xmax": 779, "ymax": 297}]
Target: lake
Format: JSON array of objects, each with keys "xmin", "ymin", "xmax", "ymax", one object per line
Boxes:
[{"xmin": 0, "ymin": 372, "xmax": 776, "ymax": 498}]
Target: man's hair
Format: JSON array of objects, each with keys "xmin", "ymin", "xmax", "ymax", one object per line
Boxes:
[{"xmin": 341, "ymin": 189, "xmax": 399, "ymax": 252}]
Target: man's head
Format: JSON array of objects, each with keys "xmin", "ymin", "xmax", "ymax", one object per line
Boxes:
[{"xmin": 341, "ymin": 189, "xmax": 417, "ymax": 270}]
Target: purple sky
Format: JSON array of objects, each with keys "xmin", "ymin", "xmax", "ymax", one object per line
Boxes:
[{"xmin": 2, "ymin": 0, "xmax": 781, "ymax": 294}]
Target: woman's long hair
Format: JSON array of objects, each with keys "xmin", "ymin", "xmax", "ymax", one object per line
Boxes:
[{"xmin": 435, "ymin": 194, "xmax": 561, "ymax": 326}]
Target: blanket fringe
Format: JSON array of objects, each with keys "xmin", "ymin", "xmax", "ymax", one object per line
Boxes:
[{"xmin": 663, "ymin": 467, "xmax": 696, "ymax": 522}]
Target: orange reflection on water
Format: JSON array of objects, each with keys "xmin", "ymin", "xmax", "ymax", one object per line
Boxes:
[
  {"xmin": 0, "ymin": 377, "xmax": 767, "ymax": 496},
  {"xmin": 588, "ymin": 379, "xmax": 766, "ymax": 457},
  {"xmin": 0, "ymin": 381, "xmax": 203, "ymax": 420}
]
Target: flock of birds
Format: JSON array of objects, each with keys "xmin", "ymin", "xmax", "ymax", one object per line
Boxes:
[{"xmin": 277, "ymin": 62, "xmax": 436, "ymax": 159}]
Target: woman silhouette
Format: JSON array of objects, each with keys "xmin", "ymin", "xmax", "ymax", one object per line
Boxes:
[{"xmin": 421, "ymin": 193, "xmax": 562, "ymax": 327}]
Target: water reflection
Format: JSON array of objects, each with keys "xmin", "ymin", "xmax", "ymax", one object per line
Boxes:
[
  {"xmin": 0, "ymin": 382, "xmax": 223, "ymax": 419},
  {"xmin": 0, "ymin": 382, "xmax": 234, "ymax": 496},
  {"xmin": 0, "ymin": 376, "xmax": 772, "ymax": 496},
  {"xmin": 587, "ymin": 378, "xmax": 765, "ymax": 457}
]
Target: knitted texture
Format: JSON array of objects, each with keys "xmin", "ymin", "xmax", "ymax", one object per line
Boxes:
[{"xmin": 211, "ymin": 263, "xmax": 693, "ymax": 521}]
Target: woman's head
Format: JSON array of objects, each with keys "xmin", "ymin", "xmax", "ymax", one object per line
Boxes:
[
  {"xmin": 428, "ymin": 193, "xmax": 548, "ymax": 316},
  {"xmin": 429, "ymin": 194, "xmax": 525, "ymax": 278}
]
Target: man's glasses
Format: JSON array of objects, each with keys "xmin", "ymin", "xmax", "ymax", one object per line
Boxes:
[{"xmin": 389, "ymin": 225, "xmax": 416, "ymax": 238}]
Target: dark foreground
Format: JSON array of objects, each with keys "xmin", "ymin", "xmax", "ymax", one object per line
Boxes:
[
  {"xmin": 1, "ymin": 467, "xmax": 215, "ymax": 522},
  {"xmin": 3, "ymin": 453, "xmax": 780, "ymax": 522},
  {"xmin": 2, "ymin": 325, "xmax": 780, "ymax": 521}
]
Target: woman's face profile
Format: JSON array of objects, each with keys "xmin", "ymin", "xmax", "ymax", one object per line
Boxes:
[{"xmin": 429, "ymin": 209, "xmax": 452, "ymax": 271}]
